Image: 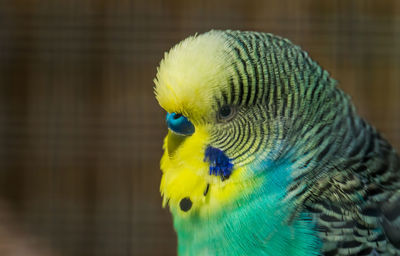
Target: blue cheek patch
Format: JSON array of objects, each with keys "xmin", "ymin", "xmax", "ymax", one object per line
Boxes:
[
  {"xmin": 204, "ymin": 146, "xmax": 234, "ymax": 181},
  {"xmin": 166, "ymin": 112, "xmax": 195, "ymax": 136}
]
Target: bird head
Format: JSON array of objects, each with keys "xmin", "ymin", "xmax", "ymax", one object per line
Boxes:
[{"xmin": 154, "ymin": 30, "xmax": 340, "ymax": 217}]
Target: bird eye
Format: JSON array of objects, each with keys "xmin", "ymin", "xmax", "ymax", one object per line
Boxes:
[{"xmin": 218, "ymin": 105, "xmax": 236, "ymax": 122}]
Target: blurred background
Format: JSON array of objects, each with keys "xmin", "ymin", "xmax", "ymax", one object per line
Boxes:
[{"xmin": 0, "ymin": 0, "xmax": 399, "ymax": 255}]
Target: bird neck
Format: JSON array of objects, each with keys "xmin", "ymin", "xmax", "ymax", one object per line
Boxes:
[{"xmin": 172, "ymin": 159, "xmax": 322, "ymax": 256}]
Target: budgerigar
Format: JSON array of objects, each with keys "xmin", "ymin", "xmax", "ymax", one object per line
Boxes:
[{"xmin": 154, "ymin": 30, "xmax": 400, "ymax": 256}]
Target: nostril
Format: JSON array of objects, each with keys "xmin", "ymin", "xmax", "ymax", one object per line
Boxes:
[
  {"xmin": 166, "ymin": 112, "xmax": 195, "ymax": 136},
  {"xmin": 173, "ymin": 113, "xmax": 182, "ymax": 120}
]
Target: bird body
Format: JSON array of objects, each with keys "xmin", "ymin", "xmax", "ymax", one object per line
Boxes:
[{"xmin": 154, "ymin": 30, "xmax": 400, "ymax": 255}]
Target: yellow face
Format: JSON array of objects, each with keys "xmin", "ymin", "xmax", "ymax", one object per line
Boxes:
[
  {"xmin": 160, "ymin": 128, "xmax": 250, "ymax": 218},
  {"xmin": 155, "ymin": 32, "xmax": 258, "ymax": 217}
]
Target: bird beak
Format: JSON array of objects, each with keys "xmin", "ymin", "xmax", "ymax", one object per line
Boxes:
[
  {"xmin": 165, "ymin": 112, "xmax": 195, "ymax": 157},
  {"xmin": 167, "ymin": 130, "xmax": 186, "ymax": 157}
]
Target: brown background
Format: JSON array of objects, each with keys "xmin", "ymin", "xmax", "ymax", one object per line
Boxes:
[{"xmin": 0, "ymin": 1, "xmax": 399, "ymax": 255}]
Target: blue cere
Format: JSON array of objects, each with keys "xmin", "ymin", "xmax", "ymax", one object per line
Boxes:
[
  {"xmin": 204, "ymin": 146, "xmax": 233, "ymax": 181},
  {"xmin": 166, "ymin": 112, "xmax": 195, "ymax": 136}
]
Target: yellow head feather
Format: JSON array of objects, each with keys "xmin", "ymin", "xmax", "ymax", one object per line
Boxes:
[{"xmin": 154, "ymin": 30, "xmax": 232, "ymax": 123}]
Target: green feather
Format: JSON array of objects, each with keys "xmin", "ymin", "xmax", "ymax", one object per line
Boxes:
[{"xmin": 155, "ymin": 30, "xmax": 400, "ymax": 255}]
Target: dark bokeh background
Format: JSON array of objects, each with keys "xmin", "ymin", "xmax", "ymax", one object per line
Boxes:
[{"xmin": 0, "ymin": 1, "xmax": 399, "ymax": 255}]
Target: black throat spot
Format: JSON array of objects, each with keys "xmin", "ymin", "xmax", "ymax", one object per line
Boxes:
[{"xmin": 179, "ymin": 197, "xmax": 192, "ymax": 212}]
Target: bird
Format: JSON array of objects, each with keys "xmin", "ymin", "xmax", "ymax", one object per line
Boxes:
[{"xmin": 153, "ymin": 30, "xmax": 400, "ymax": 256}]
